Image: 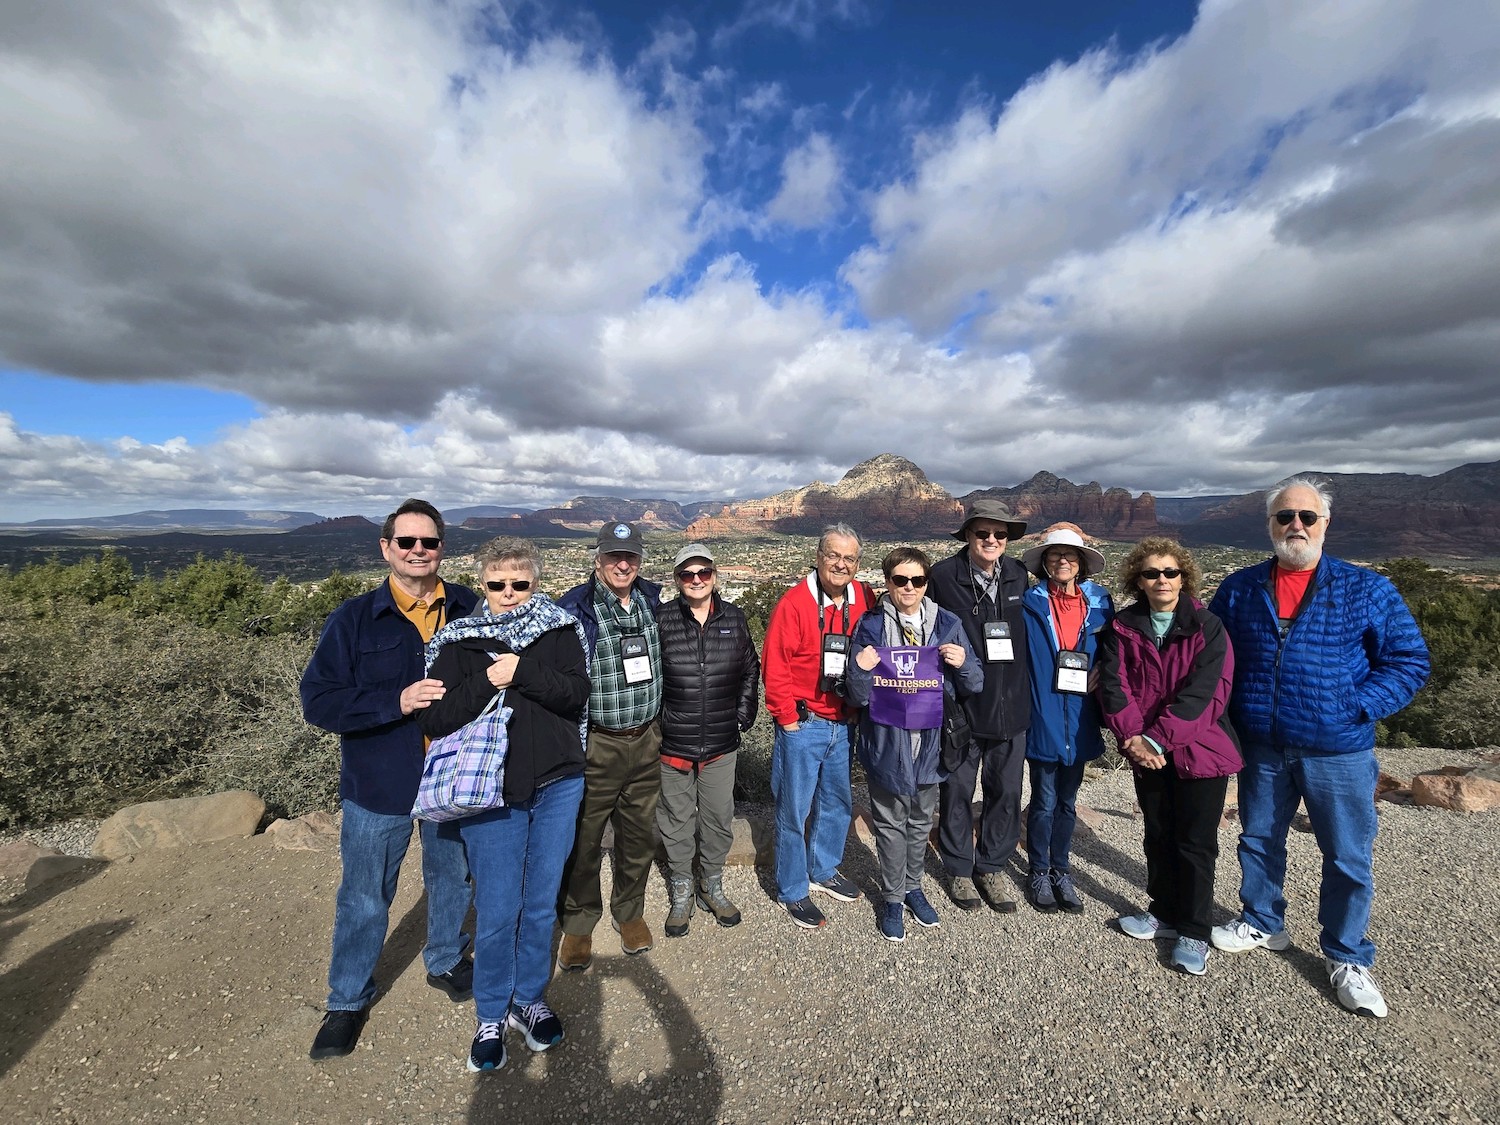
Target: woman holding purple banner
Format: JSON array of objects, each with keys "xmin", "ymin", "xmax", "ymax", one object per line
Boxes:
[{"xmin": 847, "ymin": 547, "xmax": 983, "ymax": 943}]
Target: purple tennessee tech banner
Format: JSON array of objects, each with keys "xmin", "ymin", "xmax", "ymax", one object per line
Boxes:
[{"xmin": 865, "ymin": 645, "xmax": 944, "ymax": 730}]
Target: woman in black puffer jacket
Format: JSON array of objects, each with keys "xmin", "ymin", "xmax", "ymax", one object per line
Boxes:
[{"xmin": 654, "ymin": 543, "xmax": 760, "ymax": 936}]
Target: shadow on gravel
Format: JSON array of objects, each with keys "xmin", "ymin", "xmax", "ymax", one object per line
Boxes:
[
  {"xmin": 467, "ymin": 951, "xmax": 724, "ymax": 1124},
  {"xmin": 369, "ymin": 892, "xmax": 430, "ymax": 1005},
  {"xmin": 0, "ymin": 918, "xmax": 134, "ymax": 1079}
]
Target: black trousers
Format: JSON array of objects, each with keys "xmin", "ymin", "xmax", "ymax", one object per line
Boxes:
[
  {"xmin": 937, "ymin": 733, "xmax": 1026, "ymax": 877},
  {"xmin": 1133, "ymin": 766, "xmax": 1230, "ymax": 941}
]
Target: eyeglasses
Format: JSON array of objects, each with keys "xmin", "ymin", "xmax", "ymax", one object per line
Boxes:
[
  {"xmin": 676, "ymin": 567, "xmax": 715, "ymax": 583},
  {"xmin": 887, "ymin": 574, "xmax": 928, "ymax": 589},
  {"xmin": 969, "ymin": 529, "xmax": 1007, "ymax": 541},
  {"xmin": 820, "ymin": 551, "xmax": 860, "ymax": 566},
  {"xmin": 390, "ymin": 536, "xmax": 442, "ymax": 551},
  {"xmin": 1139, "ymin": 568, "xmax": 1181, "ymax": 581},
  {"xmin": 1045, "ymin": 553, "xmax": 1080, "ymax": 567},
  {"xmin": 484, "ymin": 579, "xmax": 532, "ymax": 593},
  {"xmin": 1273, "ymin": 509, "xmax": 1322, "ymax": 527}
]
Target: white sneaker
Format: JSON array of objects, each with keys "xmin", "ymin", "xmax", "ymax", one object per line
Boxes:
[
  {"xmin": 1210, "ymin": 917, "xmax": 1291, "ymax": 953},
  {"xmin": 1327, "ymin": 959, "xmax": 1389, "ymax": 1018}
]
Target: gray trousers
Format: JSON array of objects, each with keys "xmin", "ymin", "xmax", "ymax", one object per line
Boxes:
[
  {"xmin": 868, "ymin": 779, "xmax": 941, "ymax": 904},
  {"xmin": 656, "ymin": 751, "xmax": 737, "ymax": 881}
]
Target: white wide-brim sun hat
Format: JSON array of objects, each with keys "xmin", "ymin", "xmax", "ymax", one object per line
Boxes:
[{"xmin": 1021, "ymin": 526, "xmax": 1106, "ymax": 579}]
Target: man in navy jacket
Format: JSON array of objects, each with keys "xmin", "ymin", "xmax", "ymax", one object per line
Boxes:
[
  {"xmin": 300, "ymin": 498, "xmax": 480, "ymax": 1059},
  {"xmin": 1208, "ymin": 477, "xmax": 1429, "ymax": 1019}
]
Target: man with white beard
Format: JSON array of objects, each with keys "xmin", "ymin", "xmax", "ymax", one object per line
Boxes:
[{"xmin": 1207, "ymin": 476, "xmax": 1429, "ymax": 1018}]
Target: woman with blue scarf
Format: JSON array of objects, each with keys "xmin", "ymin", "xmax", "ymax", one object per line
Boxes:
[{"xmin": 419, "ymin": 537, "xmax": 590, "ymax": 1073}]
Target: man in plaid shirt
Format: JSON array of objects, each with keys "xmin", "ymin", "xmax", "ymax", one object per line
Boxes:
[{"xmin": 557, "ymin": 521, "xmax": 664, "ymax": 968}]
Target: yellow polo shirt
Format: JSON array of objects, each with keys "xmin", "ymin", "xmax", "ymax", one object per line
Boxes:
[{"xmin": 389, "ymin": 577, "xmax": 449, "ymax": 643}]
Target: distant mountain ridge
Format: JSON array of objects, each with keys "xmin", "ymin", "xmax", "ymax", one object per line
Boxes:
[{"xmin": 10, "ymin": 458, "xmax": 1498, "ymax": 558}]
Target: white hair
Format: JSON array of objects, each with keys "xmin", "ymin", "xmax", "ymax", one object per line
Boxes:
[{"xmin": 1265, "ymin": 475, "xmax": 1332, "ymax": 519}]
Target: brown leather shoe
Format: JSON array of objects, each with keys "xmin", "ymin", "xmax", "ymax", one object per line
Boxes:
[
  {"xmin": 558, "ymin": 932, "xmax": 592, "ymax": 972},
  {"xmin": 613, "ymin": 916, "xmax": 654, "ymax": 955}
]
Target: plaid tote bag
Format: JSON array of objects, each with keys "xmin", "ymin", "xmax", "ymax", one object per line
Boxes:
[{"xmin": 411, "ymin": 691, "xmax": 513, "ymax": 822}]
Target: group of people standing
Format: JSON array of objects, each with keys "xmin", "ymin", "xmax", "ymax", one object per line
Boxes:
[{"xmin": 300, "ymin": 473, "xmax": 1430, "ymax": 1073}]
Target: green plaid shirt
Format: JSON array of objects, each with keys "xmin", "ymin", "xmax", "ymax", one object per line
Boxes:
[{"xmin": 588, "ymin": 580, "xmax": 663, "ymax": 730}]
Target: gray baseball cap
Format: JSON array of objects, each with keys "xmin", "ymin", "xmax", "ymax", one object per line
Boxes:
[{"xmin": 672, "ymin": 542, "xmax": 716, "ymax": 570}]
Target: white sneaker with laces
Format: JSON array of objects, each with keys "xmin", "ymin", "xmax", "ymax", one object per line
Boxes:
[
  {"xmin": 1327, "ymin": 959, "xmax": 1388, "ymax": 1018},
  {"xmin": 1210, "ymin": 916, "xmax": 1291, "ymax": 953}
]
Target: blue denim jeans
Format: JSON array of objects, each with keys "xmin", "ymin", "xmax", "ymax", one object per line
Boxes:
[
  {"xmin": 459, "ymin": 774, "xmax": 585, "ymax": 1023},
  {"xmin": 326, "ymin": 800, "xmax": 473, "ymax": 1011},
  {"xmin": 1237, "ymin": 744, "xmax": 1379, "ymax": 965},
  {"xmin": 1025, "ymin": 759, "xmax": 1086, "ymax": 874},
  {"xmin": 770, "ymin": 717, "xmax": 853, "ymax": 903}
]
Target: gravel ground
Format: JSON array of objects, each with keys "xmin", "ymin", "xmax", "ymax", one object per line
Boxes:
[{"xmin": 1, "ymin": 746, "xmax": 1495, "ymax": 1124}]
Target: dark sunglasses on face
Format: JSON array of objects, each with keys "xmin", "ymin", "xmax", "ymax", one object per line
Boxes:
[
  {"xmin": 1139, "ymin": 568, "xmax": 1182, "ymax": 581},
  {"xmin": 484, "ymin": 579, "xmax": 532, "ymax": 593},
  {"xmin": 969, "ymin": 529, "xmax": 1007, "ymax": 541},
  {"xmin": 677, "ymin": 567, "xmax": 715, "ymax": 583},
  {"xmin": 391, "ymin": 536, "xmax": 442, "ymax": 550},
  {"xmin": 887, "ymin": 574, "xmax": 929, "ymax": 589},
  {"xmin": 1273, "ymin": 509, "xmax": 1321, "ymax": 527}
]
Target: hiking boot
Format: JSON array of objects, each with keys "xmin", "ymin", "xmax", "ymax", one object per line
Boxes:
[
  {"xmin": 977, "ymin": 872, "xmax": 1017, "ymax": 913},
  {"xmin": 1211, "ymin": 917, "xmax": 1291, "ymax": 953},
  {"xmin": 507, "ymin": 999, "xmax": 565, "ymax": 1051},
  {"xmin": 1327, "ymin": 959, "xmax": 1388, "ymax": 1018},
  {"xmin": 1053, "ymin": 870, "xmax": 1085, "ymax": 914},
  {"xmin": 948, "ymin": 875, "xmax": 983, "ymax": 912},
  {"xmin": 309, "ymin": 1008, "xmax": 367, "ymax": 1060},
  {"xmin": 1171, "ymin": 937, "xmax": 1211, "ymax": 976},
  {"xmin": 783, "ymin": 897, "xmax": 827, "ymax": 929},
  {"xmin": 811, "ymin": 870, "xmax": 862, "ymax": 902},
  {"xmin": 665, "ymin": 874, "xmax": 694, "ymax": 938},
  {"xmin": 558, "ymin": 932, "xmax": 592, "ymax": 972},
  {"xmin": 466, "ymin": 1020, "xmax": 506, "ymax": 1072},
  {"xmin": 1027, "ymin": 870, "xmax": 1058, "ymax": 913},
  {"xmin": 904, "ymin": 888, "xmax": 940, "ymax": 928},
  {"xmin": 1118, "ymin": 912, "xmax": 1178, "ymax": 941},
  {"xmin": 697, "ymin": 874, "xmax": 743, "ymax": 927},
  {"xmin": 426, "ymin": 955, "xmax": 474, "ymax": 1001},
  {"xmin": 613, "ymin": 916, "xmax": 654, "ymax": 955},
  {"xmin": 878, "ymin": 901, "xmax": 905, "ymax": 943}
]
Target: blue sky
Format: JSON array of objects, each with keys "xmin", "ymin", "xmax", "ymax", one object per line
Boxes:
[{"xmin": 2, "ymin": 0, "xmax": 1498, "ymax": 521}]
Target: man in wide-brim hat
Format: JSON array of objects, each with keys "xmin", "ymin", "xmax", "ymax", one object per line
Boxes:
[{"xmin": 926, "ymin": 498, "xmax": 1033, "ymax": 914}]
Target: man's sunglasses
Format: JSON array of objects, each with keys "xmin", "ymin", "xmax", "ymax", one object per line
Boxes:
[
  {"xmin": 1273, "ymin": 509, "xmax": 1322, "ymax": 527},
  {"xmin": 390, "ymin": 536, "xmax": 442, "ymax": 550},
  {"xmin": 1139, "ymin": 568, "xmax": 1181, "ymax": 581},
  {"xmin": 887, "ymin": 574, "xmax": 929, "ymax": 589},
  {"xmin": 969, "ymin": 529, "xmax": 1008, "ymax": 541},
  {"xmin": 676, "ymin": 567, "xmax": 715, "ymax": 583},
  {"xmin": 484, "ymin": 579, "xmax": 532, "ymax": 593}
]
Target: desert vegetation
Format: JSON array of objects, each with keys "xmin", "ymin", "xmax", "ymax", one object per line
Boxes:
[{"xmin": 0, "ymin": 551, "xmax": 1494, "ymax": 831}]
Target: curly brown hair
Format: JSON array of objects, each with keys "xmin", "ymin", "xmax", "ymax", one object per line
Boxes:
[{"xmin": 1116, "ymin": 536, "xmax": 1201, "ymax": 604}]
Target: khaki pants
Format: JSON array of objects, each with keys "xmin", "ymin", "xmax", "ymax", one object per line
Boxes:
[
  {"xmin": 657, "ymin": 751, "xmax": 737, "ymax": 881},
  {"xmin": 560, "ymin": 722, "xmax": 662, "ymax": 933}
]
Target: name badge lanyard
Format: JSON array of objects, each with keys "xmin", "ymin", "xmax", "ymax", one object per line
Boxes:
[
  {"xmin": 603, "ymin": 578, "xmax": 654, "ymax": 686},
  {"xmin": 971, "ymin": 569, "xmax": 1014, "ymax": 663},
  {"xmin": 818, "ymin": 580, "xmax": 852, "ymax": 683},
  {"xmin": 1049, "ymin": 587, "xmax": 1091, "ymax": 695}
]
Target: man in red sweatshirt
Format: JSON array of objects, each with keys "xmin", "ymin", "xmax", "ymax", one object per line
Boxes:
[{"xmin": 762, "ymin": 523, "xmax": 876, "ymax": 928}]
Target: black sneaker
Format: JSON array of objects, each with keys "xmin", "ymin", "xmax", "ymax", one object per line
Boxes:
[
  {"xmin": 507, "ymin": 1000, "xmax": 565, "ymax": 1052},
  {"xmin": 810, "ymin": 871, "xmax": 862, "ymax": 902},
  {"xmin": 467, "ymin": 1021, "xmax": 507, "ymax": 1072},
  {"xmin": 783, "ymin": 897, "xmax": 828, "ymax": 928},
  {"xmin": 309, "ymin": 1008, "xmax": 367, "ymax": 1060},
  {"xmin": 427, "ymin": 956, "xmax": 474, "ymax": 1002}
]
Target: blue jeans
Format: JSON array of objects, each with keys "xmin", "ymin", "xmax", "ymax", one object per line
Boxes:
[
  {"xmin": 1025, "ymin": 759, "xmax": 1086, "ymax": 874},
  {"xmin": 326, "ymin": 800, "xmax": 473, "ymax": 1011},
  {"xmin": 459, "ymin": 774, "xmax": 585, "ymax": 1023},
  {"xmin": 1237, "ymin": 744, "xmax": 1379, "ymax": 965},
  {"xmin": 771, "ymin": 718, "xmax": 853, "ymax": 903}
]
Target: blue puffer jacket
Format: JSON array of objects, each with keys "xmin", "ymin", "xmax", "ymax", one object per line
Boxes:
[
  {"xmin": 1020, "ymin": 579, "xmax": 1114, "ymax": 766},
  {"xmin": 846, "ymin": 597, "xmax": 983, "ymax": 795},
  {"xmin": 1207, "ymin": 556, "xmax": 1430, "ymax": 754}
]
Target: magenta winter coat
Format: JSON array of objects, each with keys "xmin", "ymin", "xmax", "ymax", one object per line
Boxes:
[{"xmin": 1096, "ymin": 598, "xmax": 1242, "ymax": 780}]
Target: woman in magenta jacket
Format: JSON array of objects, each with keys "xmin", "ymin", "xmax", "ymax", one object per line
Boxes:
[{"xmin": 1096, "ymin": 537, "xmax": 1241, "ymax": 977}]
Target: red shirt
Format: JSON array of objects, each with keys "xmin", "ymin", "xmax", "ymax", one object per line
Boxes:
[
  {"xmin": 1048, "ymin": 583, "xmax": 1087, "ymax": 650},
  {"xmin": 1273, "ymin": 564, "xmax": 1315, "ymax": 620}
]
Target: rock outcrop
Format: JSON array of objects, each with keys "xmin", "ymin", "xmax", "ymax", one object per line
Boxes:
[
  {"xmin": 961, "ymin": 472, "xmax": 1158, "ymax": 538},
  {"xmin": 1410, "ymin": 764, "xmax": 1500, "ymax": 813},
  {"xmin": 93, "ymin": 790, "xmax": 267, "ymax": 858}
]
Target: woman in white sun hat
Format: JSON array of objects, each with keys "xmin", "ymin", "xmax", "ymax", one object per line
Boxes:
[{"xmin": 1019, "ymin": 524, "xmax": 1114, "ymax": 916}]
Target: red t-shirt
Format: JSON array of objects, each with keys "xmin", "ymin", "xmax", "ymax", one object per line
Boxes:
[
  {"xmin": 1273, "ymin": 564, "xmax": 1315, "ymax": 621},
  {"xmin": 1048, "ymin": 584, "xmax": 1087, "ymax": 650}
]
